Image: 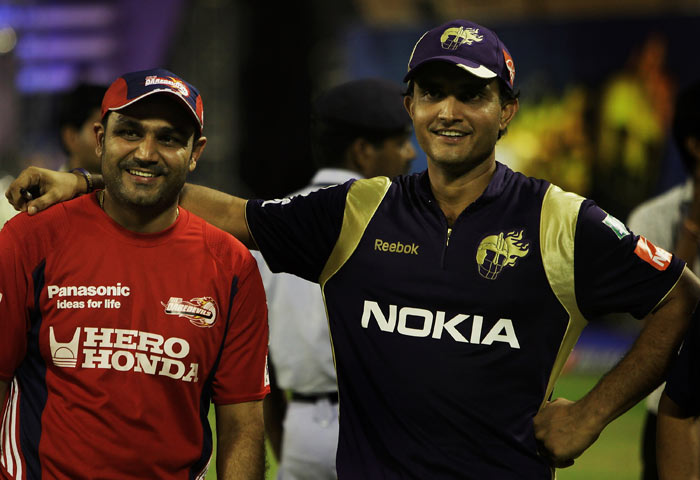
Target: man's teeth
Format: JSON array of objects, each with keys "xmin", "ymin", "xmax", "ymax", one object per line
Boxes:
[
  {"xmin": 128, "ymin": 170, "xmax": 156, "ymax": 178},
  {"xmin": 437, "ymin": 131, "xmax": 465, "ymax": 137}
]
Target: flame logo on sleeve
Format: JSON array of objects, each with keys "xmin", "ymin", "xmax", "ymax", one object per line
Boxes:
[{"xmin": 162, "ymin": 297, "xmax": 218, "ymax": 327}]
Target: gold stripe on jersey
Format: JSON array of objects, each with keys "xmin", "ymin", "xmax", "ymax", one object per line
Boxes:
[
  {"xmin": 539, "ymin": 184, "xmax": 587, "ymax": 408},
  {"xmin": 319, "ymin": 177, "xmax": 391, "ymax": 286},
  {"xmin": 319, "ymin": 176, "xmax": 391, "ymax": 385}
]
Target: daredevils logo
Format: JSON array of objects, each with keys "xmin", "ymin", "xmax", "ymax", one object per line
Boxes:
[
  {"xmin": 634, "ymin": 236, "xmax": 672, "ymax": 271},
  {"xmin": 144, "ymin": 75, "xmax": 190, "ymax": 97},
  {"xmin": 162, "ymin": 297, "xmax": 217, "ymax": 327}
]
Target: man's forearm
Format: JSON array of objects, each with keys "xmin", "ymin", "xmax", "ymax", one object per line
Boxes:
[
  {"xmin": 216, "ymin": 401, "xmax": 266, "ymax": 479},
  {"xmin": 578, "ymin": 269, "xmax": 700, "ymax": 428},
  {"xmin": 217, "ymin": 427, "xmax": 265, "ymax": 480},
  {"xmin": 534, "ymin": 268, "xmax": 700, "ymax": 465},
  {"xmin": 180, "ymin": 184, "xmax": 254, "ymax": 248}
]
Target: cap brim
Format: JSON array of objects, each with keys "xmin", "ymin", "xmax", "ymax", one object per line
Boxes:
[
  {"xmin": 106, "ymin": 89, "xmax": 203, "ymax": 132},
  {"xmin": 403, "ymin": 56, "xmax": 497, "ymax": 82}
]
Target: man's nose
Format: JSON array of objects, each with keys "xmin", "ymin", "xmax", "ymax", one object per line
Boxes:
[{"xmin": 134, "ymin": 134, "xmax": 158, "ymax": 161}]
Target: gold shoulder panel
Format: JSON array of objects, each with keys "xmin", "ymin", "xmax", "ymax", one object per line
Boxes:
[
  {"xmin": 540, "ymin": 184, "xmax": 587, "ymax": 407},
  {"xmin": 319, "ymin": 177, "xmax": 392, "ymax": 287}
]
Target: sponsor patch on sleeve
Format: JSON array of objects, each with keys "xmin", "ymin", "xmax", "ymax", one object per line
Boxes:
[
  {"xmin": 634, "ymin": 236, "xmax": 672, "ymax": 271},
  {"xmin": 602, "ymin": 213, "xmax": 630, "ymax": 239}
]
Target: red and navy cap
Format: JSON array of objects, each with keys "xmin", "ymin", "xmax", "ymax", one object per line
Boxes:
[
  {"xmin": 101, "ymin": 68, "xmax": 204, "ymax": 132},
  {"xmin": 404, "ymin": 20, "xmax": 515, "ymax": 92}
]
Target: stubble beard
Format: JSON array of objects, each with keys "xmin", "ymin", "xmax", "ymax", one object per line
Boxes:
[{"xmin": 101, "ymin": 152, "xmax": 188, "ymax": 213}]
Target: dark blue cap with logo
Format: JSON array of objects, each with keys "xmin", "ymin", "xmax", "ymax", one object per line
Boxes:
[
  {"xmin": 101, "ymin": 68, "xmax": 204, "ymax": 132},
  {"xmin": 404, "ymin": 20, "xmax": 515, "ymax": 92},
  {"xmin": 313, "ymin": 78, "xmax": 411, "ymax": 131}
]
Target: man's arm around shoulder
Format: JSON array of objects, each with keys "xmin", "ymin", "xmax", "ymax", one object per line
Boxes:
[
  {"xmin": 215, "ymin": 400, "xmax": 265, "ymax": 479},
  {"xmin": 5, "ymin": 168, "xmax": 256, "ymax": 248},
  {"xmin": 180, "ymin": 184, "xmax": 254, "ymax": 248}
]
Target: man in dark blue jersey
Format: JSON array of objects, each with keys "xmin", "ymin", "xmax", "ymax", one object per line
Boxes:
[
  {"xmin": 7, "ymin": 19, "xmax": 700, "ymax": 479},
  {"xmin": 657, "ymin": 308, "xmax": 700, "ymax": 479}
]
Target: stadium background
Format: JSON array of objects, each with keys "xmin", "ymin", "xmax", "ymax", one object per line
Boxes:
[{"xmin": 1, "ymin": 1, "xmax": 699, "ymax": 478}]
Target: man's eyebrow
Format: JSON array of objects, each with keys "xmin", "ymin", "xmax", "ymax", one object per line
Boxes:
[
  {"xmin": 112, "ymin": 117, "xmax": 142, "ymax": 129},
  {"xmin": 155, "ymin": 125, "xmax": 191, "ymax": 138},
  {"xmin": 112, "ymin": 116, "xmax": 191, "ymax": 138},
  {"xmin": 416, "ymin": 79, "xmax": 440, "ymax": 90}
]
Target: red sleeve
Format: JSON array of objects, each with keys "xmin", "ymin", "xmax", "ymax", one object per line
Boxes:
[
  {"xmin": 0, "ymin": 219, "xmax": 33, "ymax": 381},
  {"xmin": 211, "ymin": 249, "xmax": 270, "ymax": 404}
]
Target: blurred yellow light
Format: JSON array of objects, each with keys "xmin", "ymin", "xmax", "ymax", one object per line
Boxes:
[{"xmin": 0, "ymin": 26, "xmax": 17, "ymax": 54}]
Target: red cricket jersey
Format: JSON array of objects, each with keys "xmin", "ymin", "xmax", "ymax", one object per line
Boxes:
[{"xmin": 0, "ymin": 193, "xmax": 269, "ymax": 479}]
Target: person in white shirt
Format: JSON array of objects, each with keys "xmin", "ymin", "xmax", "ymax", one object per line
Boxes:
[
  {"xmin": 260, "ymin": 78, "xmax": 416, "ymax": 479},
  {"xmin": 626, "ymin": 79, "xmax": 700, "ymax": 480}
]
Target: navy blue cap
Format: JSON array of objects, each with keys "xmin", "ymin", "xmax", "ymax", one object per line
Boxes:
[
  {"xmin": 313, "ymin": 78, "xmax": 411, "ymax": 131},
  {"xmin": 404, "ymin": 20, "xmax": 515, "ymax": 92},
  {"xmin": 102, "ymin": 68, "xmax": 204, "ymax": 132}
]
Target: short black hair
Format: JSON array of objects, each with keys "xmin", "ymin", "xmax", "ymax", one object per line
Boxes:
[
  {"xmin": 310, "ymin": 116, "xmax": 409, "ymax": 169},
  {"xmin": 672, "ymin": 80, "xmax": 700, "ymax": 173},
  {"xmin": 57, "ymin": 84, "xmax": 106, "ymax": 131},
  {"xmin": 57, "ymin": 83, "xmax": 106, "ymax": 152},
  {"xmin": 310, "ymin": 78, "xmax": 411, "ymax": 169}
]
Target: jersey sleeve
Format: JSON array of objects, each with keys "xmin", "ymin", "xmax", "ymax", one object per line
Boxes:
[
  {"xmin": 245, "ymin": 181, "xmax": 350, "ymax": 282},
  {"xmin": 664, "ymin": 312, "xmax": 700, "ymax": 416},
  {"xmin": 211, "ymin": 250, "xmax": 270, "ymax": 404},
  {"xmin": 0, "ymin": 220, "xmax": 32, "ymax": 381},
  {"xmin": 574, "ymin": 200, "xmax": 685, "ymax": 320}
]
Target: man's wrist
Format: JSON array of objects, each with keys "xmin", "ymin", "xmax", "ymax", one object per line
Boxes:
[{"xmin": 70, "ymin": 168, "xmax": 94, "ymax": 194}]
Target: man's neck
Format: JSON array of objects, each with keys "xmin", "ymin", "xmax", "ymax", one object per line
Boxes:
[
  {"xmin": 427, "ymin": 158, "xmax": 497, "ymax": 226},
  {"xmin": 100, "ymin": 190, "xmax": 179, "ymax": 233}
]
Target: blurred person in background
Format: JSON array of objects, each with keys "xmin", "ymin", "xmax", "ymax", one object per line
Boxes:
[
  {"xmin": 1, "ymin": 84, "xmax": 106, "ymax": 230},
  {"xmin": 56, "ymin": 83, "xmax": 106, "ymax": 174},
  {"xmin": 261, "ymin": 77, "xmax": 415, "ymax": 480},
  {"xmin": 0, "ymin": 173, "xmax": 16, "ymax": 228},
  {"xmin": 627, "ymin": 79, "xmax": 700, "ymax": 480},
  {"xmin": 656, "ymin": 307, "xmax": 700, "ymax": 480}
]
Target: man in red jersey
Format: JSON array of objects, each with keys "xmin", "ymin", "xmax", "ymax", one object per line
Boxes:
[{"xmin": 0, "ymin": 68, "xmax": 269, "ymax": 479}]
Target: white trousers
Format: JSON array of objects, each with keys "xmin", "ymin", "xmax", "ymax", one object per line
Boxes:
[{"xmin": 277, "ymin": 398, "xmax": 339, "ymax": 480}]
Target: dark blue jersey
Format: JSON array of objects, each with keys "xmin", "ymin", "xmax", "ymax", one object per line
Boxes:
[
  {"xmin": 247, "ymin": 163, "xmax": 684, "ymax": 479},
  {"xmin": 665, "ymin": 309, "xmax": 700, "ymax": 416}
]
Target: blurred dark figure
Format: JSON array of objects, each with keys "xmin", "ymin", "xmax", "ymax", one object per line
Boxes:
[
  {"xmin": 57, "ymin": 83, "xmax": 107, "ymax": 173},
  {"xmin": 627, "ymin": 79, "xmax": 700, "ymax": 480},
  {"xmin": 261, "ymin": 78, "xmax": 415, "ymax": 480}
]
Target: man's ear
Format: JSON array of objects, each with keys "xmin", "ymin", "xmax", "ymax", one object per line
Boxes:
[
  {"xmin": 348, "ymin": 138, "xmax": 376, "ymax": 178},
  {"xmin": 60, "ymin": 126, "xmax": 78, "ymax": 154},
  {"xmin": 94, "ymin": 123, "xmax": 105, "ymax": 158},
  {"xmin": 188, "ymin": 136, "xmax": 207, "ymax": 172},
  {"xmin": 403, "ymin": 94, "xmax": 414, "ymax": 120},
  {"xmin": 500, "ymin": 98, "xmax": 519, "ymax": 131}
]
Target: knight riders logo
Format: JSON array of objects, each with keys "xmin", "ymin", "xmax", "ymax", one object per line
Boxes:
[{"xmin": 475, "ymin": 230, "xmax": 530, "ymax": 280}]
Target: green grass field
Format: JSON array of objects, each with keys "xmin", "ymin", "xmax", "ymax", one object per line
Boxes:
[
  {"xmin": 205, "ymin": 371, "xmax": 645, "ymax": 479},
  {"xmin": 552, "ymin": 372, "xmax": 646, "ymax": 480}
]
